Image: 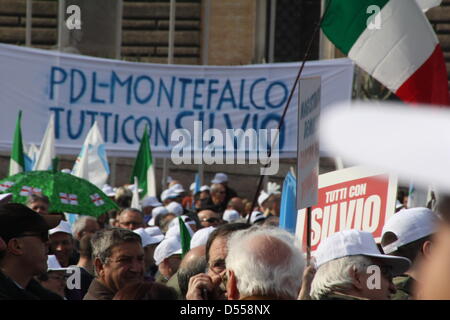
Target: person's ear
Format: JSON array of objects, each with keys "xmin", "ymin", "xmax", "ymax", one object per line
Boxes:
[
  {"xmin": 227, "ymin": 270, "xmax": 240, "ymax": 300},
  {"xmin": 94, "ymin": 258, "xmax": 105, "ymax": 278},
  {"xmin": 7, "ymin": 238, "xmax": 24, "ymax": 256},
  {"xmin": 349, "ymin": 265, "xmax": 364, "ymax": 290},
  {"xmin": 422, "ymin": 240, "xmax": 433, "ymax": 258}
]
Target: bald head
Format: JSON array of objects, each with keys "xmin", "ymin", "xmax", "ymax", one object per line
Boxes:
[
  {"xmin": 178, "ymin": 245, "xmax": 207, "ymax": 297},
  {"xmin": 180, "ymin": 245, "xmax": 206, "ymax": 269}
]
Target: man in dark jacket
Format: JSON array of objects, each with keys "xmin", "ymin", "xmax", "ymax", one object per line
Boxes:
[{"xmin": 0, "ymin": 203, "xmax": 63, "ymax": 300}]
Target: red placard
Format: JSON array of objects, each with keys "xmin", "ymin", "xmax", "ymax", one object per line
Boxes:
[{"xmin": 295, "ymin": 167, "xmax": 397, "ymax": 252}]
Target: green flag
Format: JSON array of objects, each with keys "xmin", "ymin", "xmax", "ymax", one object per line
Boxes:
[
  {"xmin": 130, "ymin": 125, "xmax": 156, "ymax": 197},
  {"xmin": 9, "ymin": 111, "xmax": 25, "ymax": 176},
  {"xmin": 178, "ymin": 216, "xmax": 191, "ymax": 258}
]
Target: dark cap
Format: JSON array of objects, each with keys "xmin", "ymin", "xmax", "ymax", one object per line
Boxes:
[{"xmin": 0, "ymin": 203, "xmax": 61, "ymax": 242}]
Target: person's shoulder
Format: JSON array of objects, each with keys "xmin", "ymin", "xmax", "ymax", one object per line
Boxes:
[
  {"xmin": 392, "ymin": 275, "xmax": 413, "ymax": 300},
  {"xmin": 27, "ymin": 279, "xmax": 64, "ymax": 300}
]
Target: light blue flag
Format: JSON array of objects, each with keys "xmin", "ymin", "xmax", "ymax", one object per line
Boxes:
[
  {"xmin": 279, "ymin": 171, "xmax": 297, "ymax": 234},
  {"xmin": 194, "ymin": 173, "xmax": 200, "ymax": 194}
]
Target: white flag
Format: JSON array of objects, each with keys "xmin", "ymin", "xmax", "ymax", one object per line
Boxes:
[
  {"xmin": 24, "ymin": 143, "xmax": 39, "ymax": 172},
  {"xmin": 72, "ymin": 121, "xmax": 110, "ymax": 187},
  {"xmin": 33, "ymin": 114, "xmax": 55, "ymax": 171},
  {"xmin": 131, "ymin": 176, "xmax": 142, "ymax": 210},
  {"xmin": 416, "ymin": 0, "xmax": 441, "ymax": 11}
]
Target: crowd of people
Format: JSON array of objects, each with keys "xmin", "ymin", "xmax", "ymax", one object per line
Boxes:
[{"xmin": 0, "ymin": 172, "xmax": 446, "ymax": 300}]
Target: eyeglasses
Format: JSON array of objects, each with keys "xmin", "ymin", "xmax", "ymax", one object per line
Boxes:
[
  {"xmin": 15, "ymin": 231, "xmax": 49, "ymax": 243},
  {"xmin": 201, "ymin": 217, "xmax": 219, "ymax": 224}
]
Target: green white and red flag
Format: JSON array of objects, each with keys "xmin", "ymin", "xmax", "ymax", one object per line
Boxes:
[{"xmin": 322, "ymin": 0, "xmax": 449, "ymax": 105}]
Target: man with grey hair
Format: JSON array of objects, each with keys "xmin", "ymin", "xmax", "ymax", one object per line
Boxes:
[
  {"xmin": 83, "ymin": 228, "xmax": 145, "ymax": 300},
  {"xmin": 225, "ymin": 226, "xmax": 305, "ymax": 300},
  {"xmin": 117, "ymin": 208, "xmax": 144, "ymax": 231},
  {"xmin": 310, "ymin": 230, "xmax": 411, "ymax": 300},
  {"xmin": 72, "ymin": 216, "xmax": 100, "ymax": 241},
  {"xmin": 200, "ymin": 184, "xmax": 228, "ymax": 214}
]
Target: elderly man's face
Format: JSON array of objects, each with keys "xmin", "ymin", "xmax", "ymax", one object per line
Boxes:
[
  {"xmin": 206, "ymin": 236, "xmax": 228, "ymax": 299},
  {"xmin": 100, "ymin": 241, "xmax": 145, "ymax": 293},
  {"xmin": 28, "ymin": 200, "xmax": 49, "ymax": 215},
  {"xmin": 118, "ymin": 210, "xmax": 143, "ymax": 230},
  {"xmin": 49, "ymin": 232, "xmax": 73, "ymax": 267},
  {"xmin": 78, "ymin": 219, "xmax": 100, "ymax": 239},
  {"xmin": 198, "ymin": 210, "xmax": 220, "ymax": 228},
  {"xmin": 211, "ymin": 185, "xmax": 226, "ymax": 205}
]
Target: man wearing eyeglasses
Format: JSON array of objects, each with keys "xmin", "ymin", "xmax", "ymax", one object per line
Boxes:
[
  {"xmin": 186, "ymin": 223, "xmax": 250, "ymax": 300},
  {"xmin": 197, "ymin": 210, "xmax": 221, "ymax": 228},
  {"xmin": 84, "ymin": 228, "xmax": 144, "ymax": 300},
  {"xmin": 0, "ymin": 203, "xmax": 63, "ymax": 300}
]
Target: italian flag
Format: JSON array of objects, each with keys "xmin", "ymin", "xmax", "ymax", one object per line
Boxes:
[
  {"xmin": 322, "ymin": 0, "xmax": 449, "ymax": 105},
  {"xmin": 9, "ymin": 111, "xmax": 25, "ymax": 176},
  {"xmin": 130, "ymin": 125, "xmax": 156, "ymax": 197}
]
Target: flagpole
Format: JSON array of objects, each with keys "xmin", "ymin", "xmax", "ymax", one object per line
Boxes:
[
  {"xmin": 306, "ymin": 206, "xmax": 312, "ymax": 265},
  {"xmin": 26, "ymin": 0, "xmax": 32, "ymax": 46},
  {"xmin": 247, "ymin": 4, "xmax": 330, "ymax": 225}
]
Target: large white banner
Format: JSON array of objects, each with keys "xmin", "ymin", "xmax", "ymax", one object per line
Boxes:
[{"xmin": 0, "ymin": 44, "xmax": 354, "ymax": 158}]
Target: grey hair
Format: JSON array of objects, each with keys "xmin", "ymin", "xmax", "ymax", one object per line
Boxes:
[
  {"xmin": 210, "ymin": 184, "xmax": 224, "ymax": 193},
  {"xmin": 226, "ymin": 226, "xmax": 305, "ymax": 299},
  {"xmin": 72, "ymin": 216, "xmax": 97, "ymax": 238},
  {"xmin": 310, "ymin": 255, "xmax": 373, "ymax": 300},
  {"xmin": 91, "ymin": 228, "xmax": 142, "ymax": 276}
]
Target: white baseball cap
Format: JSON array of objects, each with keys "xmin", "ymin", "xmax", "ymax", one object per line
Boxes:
[
  {"xmin": 211, "ymin": 173, "xmax": 228, "ymax": 184},
  {"xmin": 133, "ymin": 227, "xmax": 163, "ymax": 247},
  {"xmin": 200, "ymin": 185, "xmax": 210, "ymax": 192},
  {"xmin": 141, "ymin": 196, "xmax": 162, "ymax": 208},
  {"xmin": 148, "ymin": 206, "xmax": 169, "ymax": 226},
  {"xmin": 47, "ymin": 255, "xmax": 68, "ymax": 271},
  {"xmin": 166, "ymin": 202, "xmax": 184, "ymax": 216},
  {"xmin": 381, "ymin": 207, "xmax": 438, "ymax": 254},
  {"xmin": 101, "ymin": 184, "xmax": 116, "ymax": 197},
  {"xmin": 190, "ymin": 183, "xmax": 196, "ymax": 192},
  {"xmin": 190, "ymin": 226, "xmax": 216, "ymax": 249},
  {"xmin": 250, "ymin": 211, "xmax": 265, "ymax": 224},
  {"xmin": 144, "ymin": 226, "xmax": 165, "ymax": 244},
  {"xmin": 168, "ymin": 215, "xmax": 196, "ymax": 230},
  {"xmin": 258, "ymin": 191, "xmax": 270, "ymax": 207},
  {"xmin": 223, "ymin": 209, "xmax": 240, "ymax": 223},
  {"xmin": 170, "ymin": 184, "xmax": 185, "ymax": 195},
  {"xmin": 165, "ymin": 222, "xmax": 195, "ymax": 239},
  {"xmin": 49, "ymin": 220, "xmax": 72, "ymax": 236},
  {"xmin": 153, "ymin": 236, "xmax": 182, "ymax": 265},
  {"xmin": 127, "ymin": 184, "xmax": 143, "ymax": 193},
  {"xmin": 161, "ymin": 189, "xmax": 180, "ymax": 202},
  {"xmin": 314, "ymin": 230, "xmax": 411, "ymax": 277}
]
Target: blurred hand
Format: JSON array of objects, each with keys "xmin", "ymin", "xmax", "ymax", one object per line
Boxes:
[{"xmin": 298, "ymin": 264, "xmax": 316, "ymax": 300}]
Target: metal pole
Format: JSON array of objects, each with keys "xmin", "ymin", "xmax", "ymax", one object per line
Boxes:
[
  {"xmin": 168, "ymin": 0, "xmax": 176, "ymax": 64},
  {"xmin": 162, "ymin": 158, "xmax": 169, "ymax": 190},
  {"xmin": 201, "ymin": 0, "xmax": 210, "ymax": 65},
  {"xmin": 57, "ymin": 0, "xmax": 65, "ymax": 51},
  {"xmin": 116, "ymin": 0, "xmax": 123, "ymax": 59},
  {"xmin": 26, "ymin": 0, "xmax": 32, "ymax": 46},
  {"xmin": 268, "ymin": 0, "xmax": 277, "ymax": 63},
  {"xmin": 306, "ymin": 206, "xmax": 312, "ymax": 265}
]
